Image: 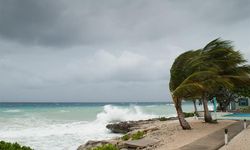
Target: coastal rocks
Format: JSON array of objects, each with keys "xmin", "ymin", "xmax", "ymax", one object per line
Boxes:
[
  {"xmin": 106, "ymin": 117, "xmax": 177, "ymax": 134},
  {"xmin": 78, "ymin": 117, "xmax": 177, "ymax": 150},
  {"xmin": 106, "ymin": 122, "xmax": 134, "ymax": 133},
  {"xmin": 123, "ymin": 138, "xmax": 160, "ymax": 149},
  {"xmin": 77, "ymin": 140, "xmax": 119, "ymax": 150}
]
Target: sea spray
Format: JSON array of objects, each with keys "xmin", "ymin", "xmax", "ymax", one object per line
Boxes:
[{"xmin": 0, "ymin": 102, "xmax": 192, "ymax": 150}]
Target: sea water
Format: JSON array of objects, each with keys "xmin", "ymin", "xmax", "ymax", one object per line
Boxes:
[{"xmin": 0, "ymin": 102, "xmax": 200, "ymax": 150}]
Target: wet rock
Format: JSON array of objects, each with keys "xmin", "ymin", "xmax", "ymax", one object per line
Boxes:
[
  {"xmin": 106, "ymin": 122, "xmax": 136, "ymax": 133},
  {"xmin": 106, "ymin": 117, "xmax": 177, "ymax": 134}
]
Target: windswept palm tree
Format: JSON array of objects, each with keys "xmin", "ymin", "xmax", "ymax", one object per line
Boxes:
[{"xmin": 170, "ymin": 38, "xmax": 250, "ymax": 127}]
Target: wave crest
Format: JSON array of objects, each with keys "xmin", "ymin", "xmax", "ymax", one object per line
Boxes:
[{"xmin": 96, "ymin": 105, "xmax": 156, "ymax": 123}]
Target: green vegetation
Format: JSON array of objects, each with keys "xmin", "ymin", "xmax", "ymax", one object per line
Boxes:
[
  {"xmin": 121, "ymin": 134, "xmax": 130, "ymax": 141},
  {"xmin": 183, "ymin": 112, "xmax": 195, "ymax": 118},
  {"xmin": 121, "ymin": 131, "xmax": 145, "ymax": 141},
  {"xmin": 159, "ymin": 117, "xmax": 168, "ymax": 121},
  {"xmin": 169, "ymin": 38, "xmax": 250, "ymax": 129},
  {"xmin": 0, "ymin": 141, "xmax": 32, "ymax": 150},
  {"xmin": 240, "ymin": 106, "xmax": 250, "ymax": 113},
  {"xmin": 91, "ymin": 144, "xmax": 118, "ymax": 150},
  {"xmin": 131, "ymin": 131, "xmax": 144, "ymax": 140}
]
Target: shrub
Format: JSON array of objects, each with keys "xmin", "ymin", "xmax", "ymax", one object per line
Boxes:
[
  {"xmin": 0, "ymin": 141, "xmax": 32, "ymax": 150},
  {"xmin": 183, "ymin": 112, "xmax": 195, "ymax": 118},
  {"xmin": 131, "ymin": 131, "xmax": 144, "ymax": 140},
  {"xmin": 121, "ymin": 134, "xmax": 130, "ymax": 141},
  {"xmin": 91, "ymin": 144, "xmax": 118, "ymax": 150},
  {"xmin": 240, "ymin": 106, "xmax": 250, "ymax": 113},
  {"xmin": 159, "ymin": 117, "xmax": 168, "ymax": 121}
]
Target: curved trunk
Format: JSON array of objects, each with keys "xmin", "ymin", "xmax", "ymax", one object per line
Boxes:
[
  {"xmin": 202, "ymin": 98, "xmax": 213, "ymax": 122},
  {"xmin": 193, "ymin": 100, "xmax": 198, "ymax": 116},
  {"xmin": 174, "ymin": 97, "xmax": 191, "ymax": 130}
]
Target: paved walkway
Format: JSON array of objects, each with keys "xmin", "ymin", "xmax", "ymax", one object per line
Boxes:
[
  {"xmin": 219, "ymin": 125, "xmax": 250, "ymax": 150},
  {"xmin": 178, "ymin": 121, "xmax": 248, "ymax": 150}
]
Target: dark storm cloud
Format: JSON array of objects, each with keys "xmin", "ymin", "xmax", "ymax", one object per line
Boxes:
[
  {"xmin": 0, "ymin": 0, "xmax": 249, "ymax": 47},
  {"xmin": 0, "ymin": 0, "xmax": 250, "ymax": 101}
]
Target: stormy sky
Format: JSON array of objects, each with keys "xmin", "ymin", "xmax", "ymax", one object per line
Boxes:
[{"xmin": 0, "ymin": 0, "xmax": 250, "ymax": 102}]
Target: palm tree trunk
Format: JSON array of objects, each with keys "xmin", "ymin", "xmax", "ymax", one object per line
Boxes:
[
  {"xmin": 174, "ymin": 97, "xmax": 191, "ymax": 130},
  {"xmin": 193, "ymin": 100, "xmax": 198, "ymax": 116},
  {"xmin": 202, "ymin": 98, "xmax": 213, "ymax": 122}
]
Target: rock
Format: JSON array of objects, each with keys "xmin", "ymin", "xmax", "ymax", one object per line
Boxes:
[
  {"xmin": 106, "ymin": 117, "xmax": 176, "ymax": 134},
  {"xmin": 77, "ymin": 140, "xmax": 110, "ymax": 150},
  {"xmin": 123, "ymin": 138, "xmax": 160, "ymax": 149},
  {"xmin": 106, "ymin": 122, "xmax": 136, "ymax": 133}
]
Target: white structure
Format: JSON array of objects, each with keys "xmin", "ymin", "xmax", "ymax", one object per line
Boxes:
[{"xmin": 230, "ymin": 97, "xmax": 250, "ymax": 110}]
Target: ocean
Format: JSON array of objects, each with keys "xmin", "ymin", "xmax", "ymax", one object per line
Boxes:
[{"xmin": 0, "ymin": 102, "xmax": 200, "ymax": 150}]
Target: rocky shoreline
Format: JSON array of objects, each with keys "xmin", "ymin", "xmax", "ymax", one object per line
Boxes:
[{"xmin": 77, "ymin": 117, "xmax": 177, "ymax": 150}]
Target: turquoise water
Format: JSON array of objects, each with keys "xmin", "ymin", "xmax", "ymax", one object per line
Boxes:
[
  {"xmin": 221, "ymin": 113, "xmax": 250, "ymax": 120},
  {"xmin": 224, "ymin": 113, "xmax": 250, "ymax": 117},
  {"xmin": 0, "ymin": 102, "xmax": 197, "ymax": 150}
]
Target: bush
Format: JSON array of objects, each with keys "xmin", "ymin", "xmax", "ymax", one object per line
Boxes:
[
  {"xmin": 121, "ymin": 131, "xmax": 145, "ymax": 141},
  {"xmin": 91, "ymin": 144, "xmax": 118, "ymax": 150},
  {"xmin": 0, "ymin": 141, "xmax": 32, "ymax": 150},
  {"xmin": 121, "ymin": 134, "xmax": 130, "ymax": 141},
  {"xmin": 159, "ymin": 117, "xmax": 168, "ymax": 121},
  {"xmin": 183, "ymin": 112, "xmax": 195, "ymax": 118},
  {"xmin": 131, "ymin": 131, "xmax": 144, "ymax": 140},
  {"xmin": 240, "ymin": 106, "xmax": 250, "ymax": 113}
]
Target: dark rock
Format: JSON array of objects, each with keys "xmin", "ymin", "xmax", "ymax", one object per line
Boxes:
[
  {"xmin": 106, "ymin": 117, "xmax": 177, "ymax": 134},
  {"xmin": 106, "ymin": 122, "xmax": 135, "ymax": 133}
]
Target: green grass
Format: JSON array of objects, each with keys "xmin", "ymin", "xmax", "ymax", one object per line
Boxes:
[
  {"xmin": 159, "ymin": 117, "xmax": 168, "ymax": 121},
  {"xmin": 131, "ymin": 131, "xmax": 144, "ymax": 140},
  {"xmin": 91, "ymin": 144, "xmax": 118, "ymax": 150},
  {"xmin": 183, "ymin": 112, "xmax": 195, "ymax": 118},
  {"xmin": 121, "ymin": 134, "xmax": 130, "ymax": 141},
  {"xmin": 0, "ymin": 141, "xmax": 32, "ymax": 150},
  {"xmin": 121, "ymin": 131, "xmax": 145, "ymax": 141}
]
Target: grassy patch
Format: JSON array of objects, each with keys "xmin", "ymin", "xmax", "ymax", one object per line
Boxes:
[
  {"xmin": 159, "ymin": 117, "xmax": 168, "ymax": 121},
  {"xmin": 0, "ymin": 141, "xmax": 32, "ymax": 150},
  {"xmin": 131, "ymin": 131, "xmax": 145, "ymax": 140},
  {"xmin": 121, "ymin": 134, "xmax": 130, "ymax": 141},
  {"xmin": 183, "ymin": 112, "xmax": 195, "ymax": 118},
  {"xmin": 121, "ymin": 131, "xmax": 145, "ymax": 141},
  {"xmin": 91, "ymin": 144, "xmax": 118, "ymax": 150}
]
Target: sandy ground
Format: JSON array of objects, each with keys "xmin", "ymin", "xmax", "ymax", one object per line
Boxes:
[
  {"xmin": 139, "ymin": 118, "xmax": 236, "ymax": 150},
  {"xmin": 219, "ymin": 125, "xmax": 250, "ymax": 150}
]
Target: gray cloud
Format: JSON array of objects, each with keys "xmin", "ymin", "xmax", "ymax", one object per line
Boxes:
[{"xmin": 0, "ymin": 0, "xmax": 250, "ymax": 101}]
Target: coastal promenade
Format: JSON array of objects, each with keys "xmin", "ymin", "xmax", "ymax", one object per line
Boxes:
[
  {"xmin": 219, "ymin": 123, "xmax": 250, "ymax": 150},
  {"xmin": 178, "ymin": 121, "xmax": 248, "ymax": 150}
]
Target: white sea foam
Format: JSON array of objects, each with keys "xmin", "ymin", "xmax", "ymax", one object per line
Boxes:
[
  {"xmin": 3, "ymin": 109, "xmax": 21, "ymax": 113},
  {"xmin": 96, "ymin": 105, "xmax": 157, "ymax": 123},
  {"xmin": 0, "ymin": 104, "xmax": 159, "ymax": 150}
]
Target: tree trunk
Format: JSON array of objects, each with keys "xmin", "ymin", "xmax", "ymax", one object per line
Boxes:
[
  {"xmin": 174, "ymin": 97, "xmax": 191, "ymax": 130},
  {"xmin": 193, "ymin": 100, "xmax": 198, "ymax": 116},
  {"xmin": 202, "ymin": 98, "xmax": 213, "ymax": 122}
]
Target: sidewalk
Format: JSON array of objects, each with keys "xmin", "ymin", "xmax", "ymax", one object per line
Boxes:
[
  {"xmin": 219, "ymin": 124, "xmax": 250, "ymax": 150},
  {"xmin": 178, "ymin": 121, "xmax": 247, "ymax": 150}
]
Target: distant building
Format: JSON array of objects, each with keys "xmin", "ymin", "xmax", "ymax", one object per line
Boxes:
[{"xmin": 230, "ymin": 97, "xmax": 250, "ymax": 110}]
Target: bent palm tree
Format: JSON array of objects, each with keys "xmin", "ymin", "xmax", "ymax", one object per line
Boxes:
[{"xmin": 170, "ymin": 38, "xmax": 250, "ymax": 127}]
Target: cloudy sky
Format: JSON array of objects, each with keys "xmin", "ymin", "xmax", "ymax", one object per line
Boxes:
[{"xmin": 0, "ymin": 0, "xmax": 250, "ymax": 102}]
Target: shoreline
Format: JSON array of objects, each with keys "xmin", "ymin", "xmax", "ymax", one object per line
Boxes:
[{"xmin": 77, "ymin": 117, "xmax": 236, "ymax": 150}]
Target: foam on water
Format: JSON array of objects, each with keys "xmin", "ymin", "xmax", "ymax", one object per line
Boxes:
[
  {"xmin": 0, "ymin": 104, "xmax": 164, "ymax": 150},
  {"xmin": 2, "ymin": 109, "xmax": 22, "ymax": 113}
]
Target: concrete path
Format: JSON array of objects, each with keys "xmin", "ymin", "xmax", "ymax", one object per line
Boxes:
[
  {"xmin": 178, "ymin": 121, "xmax": 248, "ymax": 150},
  {"xmin": 219, "ymin": 125, "xmax": 250, "ymax": 150}
]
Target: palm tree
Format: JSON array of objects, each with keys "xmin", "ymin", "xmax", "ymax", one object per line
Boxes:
[
  {"xmin": 170, "ymin": 38, "xmax": 250, "ymax": 126},
  {"xmin": 170, "ymin": 50, "xmax": 201, "ymax": 129}
]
